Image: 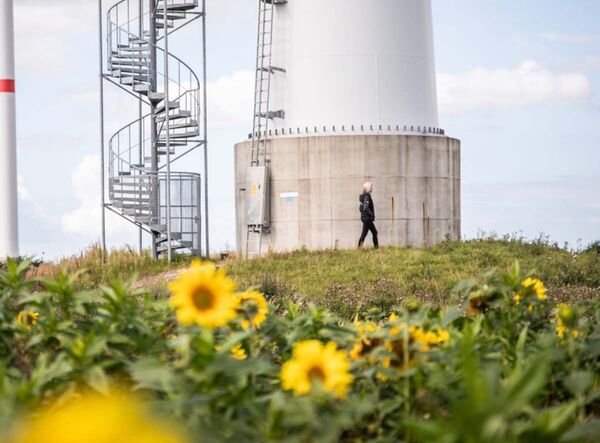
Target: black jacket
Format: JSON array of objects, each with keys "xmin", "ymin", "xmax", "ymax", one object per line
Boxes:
[{"xmin": 359, "ymin": 192, "xmax": 375, "ymax": 222}]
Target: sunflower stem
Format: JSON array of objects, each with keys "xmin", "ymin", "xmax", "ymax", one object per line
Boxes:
[{"xmin": 403, "ymin": 324, "xmax": 410, "ymax": 417}]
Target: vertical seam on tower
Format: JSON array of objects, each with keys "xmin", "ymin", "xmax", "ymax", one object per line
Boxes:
[
  {"xmin": 330, "ymin": 140, "xmax": 333, "ymax": 248},
  {"xmin": 375, "ymin": 55, "xmax": 381, "ymax": 124}
]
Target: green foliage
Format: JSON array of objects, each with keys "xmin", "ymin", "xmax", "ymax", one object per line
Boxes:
[
  {"xmin": 1, "ymin": 258, "xmax": 600, "ymax": 442},
  {"xmin": 225, "ymin": 239, "xmax": 600, "ymax": 313}
]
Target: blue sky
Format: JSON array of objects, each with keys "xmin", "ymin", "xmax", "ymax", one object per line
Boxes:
[{"xmin": 11, "ymin": 0, "xmax": 600, "ymax": 259}]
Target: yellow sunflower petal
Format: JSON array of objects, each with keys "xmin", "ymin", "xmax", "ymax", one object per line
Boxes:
[{"xmin": 13, "ymin": 391, "xmax": 189, "ymax": 443}]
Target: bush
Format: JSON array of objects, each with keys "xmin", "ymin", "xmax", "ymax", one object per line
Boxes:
[
  {"xmin": 584, "ymin": 241, "xmax": 600, "ymax": 255},
  {"xmin": 1, "ymin": 259, "xmax": 600, "ymax": 442}
]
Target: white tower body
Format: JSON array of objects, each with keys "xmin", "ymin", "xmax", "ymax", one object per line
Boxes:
[
  {"xmin": 270, "ymin": 0, "xmax": 439, "ymax": 134},
  {"xmin": 0, "ymin": 0, "xmax": 19, "ymax": 258}
]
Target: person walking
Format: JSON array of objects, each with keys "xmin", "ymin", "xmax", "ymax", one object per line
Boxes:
[{"xmin": 358, "ymin": 182, "xmax": 379, "ymax": 249}]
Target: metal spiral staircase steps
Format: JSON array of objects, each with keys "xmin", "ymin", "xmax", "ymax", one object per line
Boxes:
[{"xmin": 104, "ymin": 0, "xmax": 203, "ymax": 257}]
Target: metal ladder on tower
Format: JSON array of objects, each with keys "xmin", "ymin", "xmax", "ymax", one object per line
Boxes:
[
  {"xmin": 102, "ymin": 0, "xmax": 207, "ymax": 259},
  {"xmin": 245, "ymin": 0, "xmax": 287, "ymax": 259}
]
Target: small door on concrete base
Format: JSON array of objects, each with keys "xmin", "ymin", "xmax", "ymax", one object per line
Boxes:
[{"xmin": 245, "ymin": 166, "xmax": 270, "ymax": 227}]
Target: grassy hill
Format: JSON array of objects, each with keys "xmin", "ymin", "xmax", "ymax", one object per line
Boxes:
[
  {"xmin": 29, "ymin": 239, "xmax": 600, "ymax": 318},
  {"xmin": 226, "ymin": 239, "xmax": 600, "ymax": 316}
]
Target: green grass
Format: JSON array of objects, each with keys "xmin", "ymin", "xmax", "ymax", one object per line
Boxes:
[
  {"xmin": 224, "ymin": 239, "xmax": 600, "ymax": 317},
  {"xmin": 27, "ymin": 239, "xmax": 600, "ymax": 318},
  {"xmin": 28, "ymin": 244, "xmax": 189, "ymax": 288}
]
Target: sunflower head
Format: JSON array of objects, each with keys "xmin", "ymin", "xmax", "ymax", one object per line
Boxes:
[
  {"xmin": 230, "ymin": 344, "xmax": 248, "ymax": 360},
  {"xmin": 382, "ymin": 324, "xmax": 448, "ymax": 373},
  {"xmin": 466, "ymin": 291, "xmax": 485, "ymax": 316},
  {"xmin": 350, "ymin": 322, "xmax": 383, "ymax": 361},
  {"xmin": 558, "ymin": 303, "xmax": 577, "ymax": 328},
  {"xmin": 556, "ymin": 318, "xmax": 579, "ymax": 340},
  {"xmin": 513, "ymin": 293, "xmax": 522, "ymax": 305},
  {"xmin": 556, "ymin": 304, "xmax": 580, "ymax": 340},
  {"xmin": 521, "ymin": 278, "xmax": 547, "ymax": 301},
  {"xmin": 235, "ymin": 290, "xmax": 268, "ymax": 329},
  {"xmin": 169, "ymin": 261, "xmax": 238, "ymax": 329},
  {"xmin": 556, "ymin": 319, "xmax": 567, "ymax": 339},
  {"xmin": 13, "ymin": 391, "xmax": 189, "ymax": 443},
  {"xmin": 17, "ymin": 310, "xmax": 40, "ymax": 330},
  {"xmin": 280, "ymin": 340, "xmax": 353, "ymax": 398},
  {"xmin": 215, "ymin": 343, "xmax": 248, "ymax": 360},
  {"xmin": 383, "ymin": 324, "xmax": 417, "ymax": 369},
  {"xmin": 421, "ymin": 328, "xmax": 450, "ymax": 347}
]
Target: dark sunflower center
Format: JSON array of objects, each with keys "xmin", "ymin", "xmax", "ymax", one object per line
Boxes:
[
  {"xmin": 307, "ymin": 366, "xmax": 326, "ymax": 381},
  {"xmin": 192, "ymin": 287, "xmax": 215, "ymax": 310},
  {"xmin": 391, "ymin": 340, "xmax": 405, "ymax": 356},
  {"xmin": 361, "ymin": 338, "xmax": 382, "ymax": 355},
  {"xmin": 244, "ymin": 301, "xmax": 259, "ymax": 317}
]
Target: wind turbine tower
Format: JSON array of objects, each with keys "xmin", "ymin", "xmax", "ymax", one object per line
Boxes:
[{"xmin": 0, "ymin": 0, "xmax": 19, "ymax": 259}]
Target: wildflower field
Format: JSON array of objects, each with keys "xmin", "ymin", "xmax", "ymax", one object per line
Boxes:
[{"xmin": 2, "ymin": 244, "xmax": 600, "ymax": 442}]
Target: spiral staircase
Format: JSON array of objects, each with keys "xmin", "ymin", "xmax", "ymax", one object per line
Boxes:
[{"xmin": 102, "ymin": 0, "xmax": 205, "ymax": 257}]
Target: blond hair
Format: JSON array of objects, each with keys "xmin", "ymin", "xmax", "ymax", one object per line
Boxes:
[{"xmin": 363, "ymin": 182, "xmax": 373, "ymax": 193}]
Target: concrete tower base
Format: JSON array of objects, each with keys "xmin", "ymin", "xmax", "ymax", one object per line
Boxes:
[{"xmin": 235, "ymin": 135, "xmax": 460, "ymax": 256}]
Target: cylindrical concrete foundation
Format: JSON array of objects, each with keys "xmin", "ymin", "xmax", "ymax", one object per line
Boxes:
[{"xmin": 235, "ymin": 135, "xmax": 460, "ymax": 255}]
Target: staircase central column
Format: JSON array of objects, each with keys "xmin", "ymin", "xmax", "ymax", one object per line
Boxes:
[{"xmin": 149, "ymin": 0, "xmax": 159, "ymax": 257}]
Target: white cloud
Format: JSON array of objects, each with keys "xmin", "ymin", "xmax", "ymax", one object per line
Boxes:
[
  {"xmin": 61, "ymin": 154, "xmax": 102, "ymax": 236},
  {"xmin": 206, "ymin": 70, "xmax": 254, "ymax": 129},
  {"xmin": 61, "ymin": 154, "xmax": 131, "ymax": 238},
  {"xmin": 539, "ymin": 33, "xmax": 598, "ymax": 44},
  {"xmin": 438, "ymin": 61, "xmax": 592, "ymax": 116},
  {"xmin": 574, "ymin": 55, "xmax": 600, "ymax": 71},
  {"xmin": 14, "ymin": 0, "xmax": 96, "ymax": 75}
]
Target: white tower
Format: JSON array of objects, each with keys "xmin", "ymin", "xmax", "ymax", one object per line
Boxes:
[
  {"xmin": 0, "ymin": 0, "xmax": 19, "ymax": 259},
  {"xmin": 270, "ymin": 0, "xmax": 439, "ymax": 134},
  {"xmin": 235, "ymin": 0, "xmax": 460, "ymax": 256}
]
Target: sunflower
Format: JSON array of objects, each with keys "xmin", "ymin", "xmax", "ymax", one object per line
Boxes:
[
  {"xmin": 382, "ymin": 324, "xmax": 418, "ymax": 370},
  {"xmin": 215, "ymin": 343, "xmax": 248, "ymax": 360},
  {"xmin": 230, "ymin": 344, "xmax": 248, "ymax": 360},
  {"xmin": 556, "ymin": 318, "xmax": 579, "ymax": 340},
  {"xmin": 235, "ymin": 290, "xmax": 268, "ymax": 329},
  {"xmin": 556, "ymin": 304, "xmax": 579, "ymax": 340},
  {"xmin": 382, "ymin": 325, "xmax": 449, "ymax": 371},
  {"xmin": 13, "ymin": 391, "xmax": 189, "ymax": 443},
  {"xmin": 521, "ymin": 277, "xmax": 547, "ymax": 301},
  {"xmin": 558, "ymin": 303, "xmax": 577, "ymax": 327},
  {"xmin": 466, "ymin": 291, "xmax": 485, "ymax": 316},
  {"xmin": 169, "ymin": 261, "xmax": 238, "ymax": 329},
  {"xmin": 421, "ymin": 328, "xmax": 450, "ymax": 347},
  {"xmin": 281, "ymin": 340, "xmax": 353, "ymax": 398},
  {"xmin": 513, "ymin": 293, "xmax": 522, "ymax": 305},
  {"xmin": 350, "ymin": 321, "xmax": 382, "ymax": 361},
  {"xmin": 17, "ymin": 310, "xmax": 39, "ymax": 330}
]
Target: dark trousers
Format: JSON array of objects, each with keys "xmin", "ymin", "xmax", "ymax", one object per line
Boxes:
[{"xmin": 358, "ymin": 221, "xmax": 379, "ymax": 248}]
